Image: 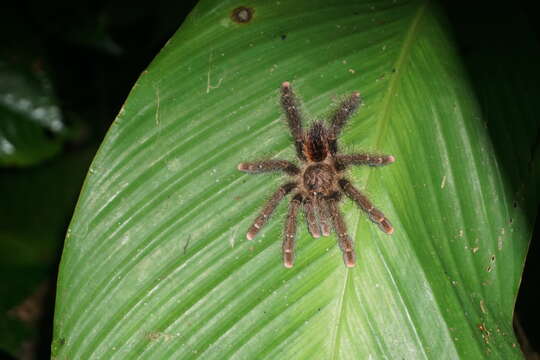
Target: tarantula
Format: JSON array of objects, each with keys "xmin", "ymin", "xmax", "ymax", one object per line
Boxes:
[{"xmin": 237, "ymin": 82, "xmax": 395, "ymax": 268}]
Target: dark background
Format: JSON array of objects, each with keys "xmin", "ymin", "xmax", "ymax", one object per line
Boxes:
[{"xmin": 0, "ymin": 0, "xmax": 538, "ymax": 359}]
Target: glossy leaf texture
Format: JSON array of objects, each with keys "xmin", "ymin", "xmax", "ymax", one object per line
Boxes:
[
  {"xmin": 52, "ymin": 0, "xmax": 538, "ymax": 359},
  {"xmin": 0, "ymin": 6, "xmax": 74, "ymax": 167},
  {"xmin": 0, "ymin": 60, "xmax": 67, "ymax": 167}
]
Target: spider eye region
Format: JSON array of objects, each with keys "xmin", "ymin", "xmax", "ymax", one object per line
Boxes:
[
  {"xmin": 303, "ymin": 163, "xmax": 334, "ymax": 194},
  {"xmin": 305, "ymin": 122, "xmax": 328, "ymax": 162}
]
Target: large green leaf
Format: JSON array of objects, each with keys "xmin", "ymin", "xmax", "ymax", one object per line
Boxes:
[{"xmin": 52, "ymin": 0, "xmax": 538, "ymax": 358}]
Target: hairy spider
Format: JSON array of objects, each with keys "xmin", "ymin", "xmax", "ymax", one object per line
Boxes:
[{"xmin": 238, "ymin": 82, "xmax": 395, "ymax": 268}]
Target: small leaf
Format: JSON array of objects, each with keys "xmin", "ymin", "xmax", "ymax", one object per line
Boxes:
[{"xmin": 0, "ymin": 59, "xmax": 67, "ymax": 166}]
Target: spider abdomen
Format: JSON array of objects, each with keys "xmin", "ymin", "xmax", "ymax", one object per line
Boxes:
[{"xmin": 302, "ymin": 163, "xmax": 336, "ymax": 195}]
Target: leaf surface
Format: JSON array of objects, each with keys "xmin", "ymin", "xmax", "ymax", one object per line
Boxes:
[
  {"xmin": 53, "ymin": 0, "xmax": 538, "ymax": 359},
  {"xmin": 0, "ymin": 60, "xmax": 66, "ymax": 166}
]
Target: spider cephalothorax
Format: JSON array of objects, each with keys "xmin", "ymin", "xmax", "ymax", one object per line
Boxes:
[{"xmin": 238, "ymin": 82, "xmax": 395, "ymax": 268}]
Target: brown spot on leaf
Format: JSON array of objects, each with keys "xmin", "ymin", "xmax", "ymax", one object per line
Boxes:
[
  {"xmin": 478, "ymin": 323, "xmax": 491, "ymax": 344},
  {"xmin": 231, "ymin": 6, "xmax": 254, "ymax": 23}
]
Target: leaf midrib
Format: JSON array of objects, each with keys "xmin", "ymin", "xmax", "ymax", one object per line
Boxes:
[{"xmin": 329, "ymin": 2, "xmax": 428, "ymax": 359}]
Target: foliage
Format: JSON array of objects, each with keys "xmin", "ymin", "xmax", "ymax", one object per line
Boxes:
[{"xmin": 51, "ymin": 0, "xmax": 539, "ymax": 359}]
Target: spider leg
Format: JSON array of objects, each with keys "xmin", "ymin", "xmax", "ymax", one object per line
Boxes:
[
  {"xmin": 281, "ymin": 82, "xmax": 306, "ymax": 161},
  {"xmin": 315, "ymin": 195, "xmax": 332, "ymax": 237},
  {"xmin": 326, "ymin": 196, "xmax": 355, "ymax": 267},
  {"xmin": 238, "ymin": 160, "xmax": 300, "ymax": 176},
  {"xmin": 335, "ymin": 153, "xmax": 395, "ymax": 169},
  {"xmin": 339, "ymin": 179, "xmax": 394, "ymax": 234},
  {"xmin": 328, "ymin": 92, "xmax": 362, "ymax": 155},
  {"xmin": 246, "ymin": 182, "xmax": 297, "ymax": 240},
  {"xmin": 283, "ymin": 194, "xmax": 303, "ymax": 268},
  {"xmin": 303, "ymin": 196, "xmax": 321, "ymax": 238}
]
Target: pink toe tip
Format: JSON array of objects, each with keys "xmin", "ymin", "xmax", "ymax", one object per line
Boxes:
[
  {"xmin": 384, "ymin": 226, "xmax": 394, "ymax": 235},
  {"xmin": 284, "ymin": 262, "xmax": 293, "ymax": 268},
  {"xmin": 344, "ymin": 253, "xmax": 356, "ymax": 267},
  {"xmin": 353, "ymin": 91, "xmax": 361, "ymax": 97},
  {"xmin": 388, "ymin": 155, "xmax": 396, "ymax": 163},
  {"xmin": 237, "ymin": 163, "xmax": 247, "ymax": 171},
  {"xmin": 246, "ymin": 233, "xmax": 254, "ymax": 240},
  {"xmin": 281, "ymin": 81, "xmax": 290, "ymax": 88}
]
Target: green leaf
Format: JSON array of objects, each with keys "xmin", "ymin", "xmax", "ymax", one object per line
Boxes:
[
  {"xmin": 0, "ymin": 60, "xmax": 67, "ymax": 167},
  {"xmin": 0, "ymin": 5, "xmax": 82, "ymax": 167},
  {"xmin": 53, "ymin": 0, "xmax": 538, "ymax": 359}
]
